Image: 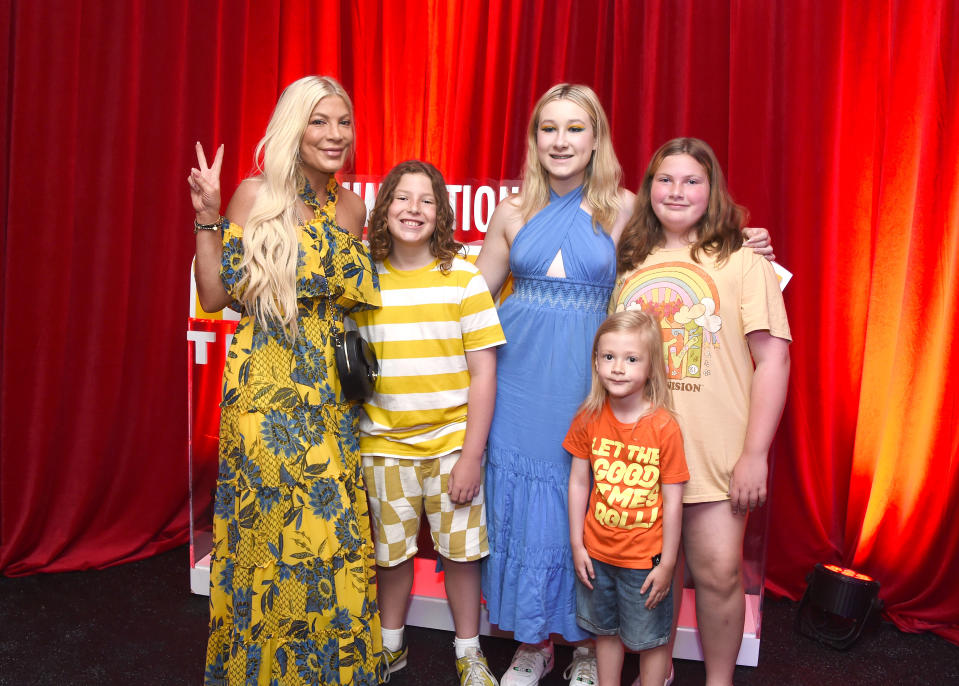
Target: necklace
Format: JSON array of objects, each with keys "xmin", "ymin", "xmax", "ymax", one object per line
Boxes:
[{"xmin": 294, "ymin": 179, "xmax": 320, "ymax": 225}]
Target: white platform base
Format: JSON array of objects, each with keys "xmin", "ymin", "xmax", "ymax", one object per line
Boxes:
[
  {"xmin": 191, "ymin": 555, "xmax": 761, "ymax": 666},
  {"xmin": 674, "ymin": 588, "xmax": 761, "ymax": 666},
  {"xmin": 192, "ymin": 552, "xmax": 212, "ymax": 595}
]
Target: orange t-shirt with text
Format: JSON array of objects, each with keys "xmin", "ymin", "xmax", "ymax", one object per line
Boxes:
[{"xmin": 564, "ymin": 403, "xmax": 688, "ymax": 569}]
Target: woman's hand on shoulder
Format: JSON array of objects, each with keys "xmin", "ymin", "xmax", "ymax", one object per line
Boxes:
[
  {"xmin": 188, "ymin": 142, "xmax": 223, "ymax": 223},
  {"xmin": 337, "ymin": 185, "xmax": 368, "ymax": 238},
  {"xmin": 743, "ymin": 227, "xmax": 775, "ymax": 262},
  {"xmin": 475, "ymin": 195, "xmax": 522, "ymax": 296}
]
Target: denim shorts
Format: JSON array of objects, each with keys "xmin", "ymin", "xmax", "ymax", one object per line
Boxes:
[{"xmin": 575, "ymin": 557, "xmax": 673, "ymax": 651}]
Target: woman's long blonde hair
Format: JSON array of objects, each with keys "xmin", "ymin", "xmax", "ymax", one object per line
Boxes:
[
  {"xmin": 518, "ymin": 83, "xmax": 622, "ymax": 231},
  {"xmin": 580, "ymin": 310, "xmax": 674, "ymax": 417},
  {"xmin": 238, "ymin": 75, "xmax": 354, "ymax": 340}
]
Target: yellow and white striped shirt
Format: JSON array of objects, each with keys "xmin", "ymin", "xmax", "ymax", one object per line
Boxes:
[{"xmin": 352, "ymin": 256, "xmax": 506, "ymax": 458}]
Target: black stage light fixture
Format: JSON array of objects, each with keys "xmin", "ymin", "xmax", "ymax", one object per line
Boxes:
[{"xmin": 795, "ymin": 563, "xmax": 883, "ymax": 650}]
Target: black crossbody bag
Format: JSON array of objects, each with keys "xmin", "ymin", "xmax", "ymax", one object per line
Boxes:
[{"xmin": 328, "ymin": 297, "xmax": 378, "ymax": 402}]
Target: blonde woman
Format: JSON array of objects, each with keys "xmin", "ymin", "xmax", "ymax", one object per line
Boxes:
[
  {"xmin": 188, "ymin": 76, "xmax": 384, "ymax": 685},
  {"xmin": 476, "ymin": 84, "xmax": 772, "ymax": 686},
  {"xmin": 476, "ymin": 83, "xmax": 635, "ymax": 686}
]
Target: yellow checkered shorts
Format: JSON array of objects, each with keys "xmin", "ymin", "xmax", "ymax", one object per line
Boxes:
[{"xmin": 362, "ymin": 451, "xmax": 489, "ymax": 567}]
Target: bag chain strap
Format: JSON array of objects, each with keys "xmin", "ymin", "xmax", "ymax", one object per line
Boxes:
[{"xmin": 328, "ymin": 290, "xmax": 344, "ymax": 346}]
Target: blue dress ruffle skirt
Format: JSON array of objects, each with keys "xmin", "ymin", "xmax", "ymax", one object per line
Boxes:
[{"xmin": 481, "ymin": 187, "xmax": 616, "ymax": 643}]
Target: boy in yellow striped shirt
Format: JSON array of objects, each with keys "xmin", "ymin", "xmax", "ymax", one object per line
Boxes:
[{"xmin": 352, "ymin": 160, "xmax": 505, "ymax": 686}]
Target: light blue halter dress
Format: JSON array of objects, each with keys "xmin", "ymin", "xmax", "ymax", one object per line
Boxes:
[{"xmin": 482, "ymin": 186, "xmax": 616, "ymax": 643}]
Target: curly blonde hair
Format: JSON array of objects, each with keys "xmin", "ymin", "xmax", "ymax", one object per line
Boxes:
[
  {"xmin": 367, "ymin": 160, "xmax": 463, "ymax": 273},
  {"xmin": 238, "ymin": 75, "xmax": 354, "ymax": 340}
]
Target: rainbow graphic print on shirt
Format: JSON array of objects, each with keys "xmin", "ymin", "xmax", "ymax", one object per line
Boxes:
[{"xmin": 616, "ymin": 262, "xmax": 721, "ymax": 381}]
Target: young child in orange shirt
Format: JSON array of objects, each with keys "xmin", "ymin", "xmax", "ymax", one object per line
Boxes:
[{"xmin": 565, "ymin": 310, "xmax": 689, "ymax": 686}]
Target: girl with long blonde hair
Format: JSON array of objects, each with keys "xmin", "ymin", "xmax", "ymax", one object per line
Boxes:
[{"xmin": 476, "ymin": 83, "xmax": 635, "ymax": 686}]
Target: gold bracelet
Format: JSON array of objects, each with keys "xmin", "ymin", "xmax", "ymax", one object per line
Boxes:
[{"xmin": 194, "ymin": 216, "xmax": 223, "ymax": 234}]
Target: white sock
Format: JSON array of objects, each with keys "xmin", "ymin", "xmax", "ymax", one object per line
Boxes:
[
  {"xmin": 572, "ymin": 644, "xmax": 594, "ymax": 658},
  {"xmin": 454, "ymin": 634, "xmax": 480, "ymax": 659},
  {"xmin": 381, "ymin": 626, "xmax": 405, "ymax": 652}
]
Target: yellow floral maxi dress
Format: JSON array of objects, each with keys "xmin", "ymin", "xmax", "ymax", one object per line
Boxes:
[{"xmin": 205, "ymin": 178, "xmax": 385, "ymax": 685}]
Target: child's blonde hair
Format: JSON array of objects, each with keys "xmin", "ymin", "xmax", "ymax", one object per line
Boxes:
[{"xmin": 580, "ymin": 310, "xmax": 674, "ymax": 417}]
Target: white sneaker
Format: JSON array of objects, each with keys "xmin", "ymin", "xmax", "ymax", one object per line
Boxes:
[
  {"xmin": 500, "ymin": 642, "xmax": 554, "ymax": 686},
  {"xmin": 629, "ymin": 663, "xmax": 675, "ymax": 686},
  {"xmin": 563, "ymin": 646, "xmax": 597, "ymax": 686}
]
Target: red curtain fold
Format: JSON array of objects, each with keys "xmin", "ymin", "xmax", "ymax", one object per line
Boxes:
[{"xmin": 2, "ymin": 0, "xmax": 956, "ymax": 643}]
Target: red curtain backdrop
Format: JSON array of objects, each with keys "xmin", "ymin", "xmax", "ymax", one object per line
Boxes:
[{"xmin": 2, "ymin": 0, "xmax": 956, "ymax": 643}]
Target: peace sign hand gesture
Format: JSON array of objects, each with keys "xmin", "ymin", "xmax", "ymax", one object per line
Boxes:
[{"xmin": 187, "ymin": 142, "xmax": 224, "ymax": 222}]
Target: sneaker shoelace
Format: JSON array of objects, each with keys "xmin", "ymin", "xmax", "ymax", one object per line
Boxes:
[
  {"xmin": 460, "ymin": 656, "xmax": 494, "ymax": 686},
  {"xmin": 509, "ymin": 644, "xmax": 548, "ymax": 674},
  {"xmin": 563, "ymin": 652, "xmax": 598, "ymax": 685}
]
